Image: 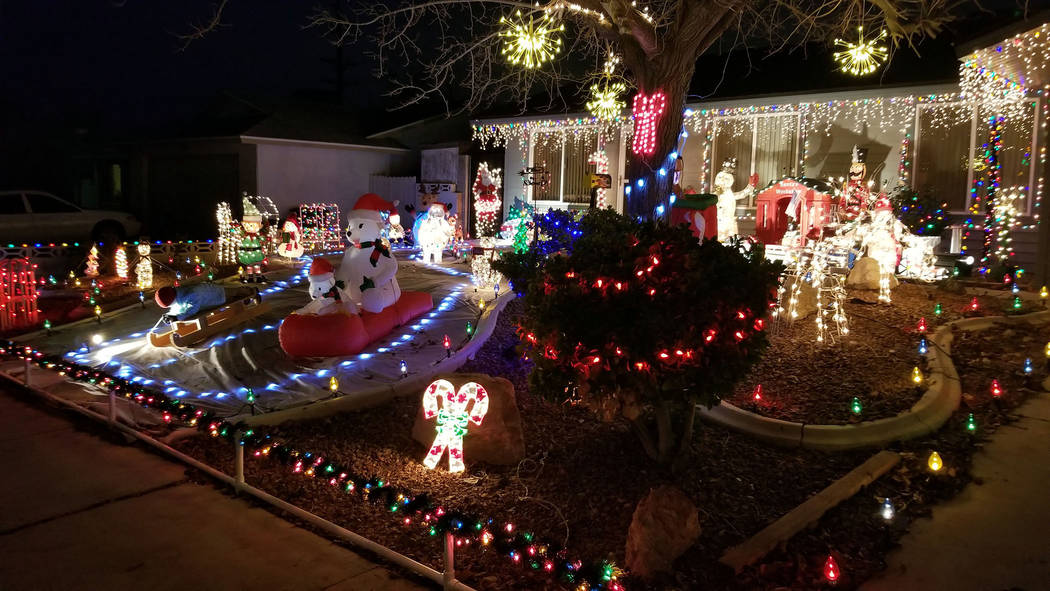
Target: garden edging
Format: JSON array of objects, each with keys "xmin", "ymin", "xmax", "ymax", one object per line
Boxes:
[{"xmin": 697, "ymin": 309, "xmax": 1050, "ymax": 451}]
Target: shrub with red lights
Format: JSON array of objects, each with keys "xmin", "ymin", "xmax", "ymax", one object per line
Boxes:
[{"xmin": 517, "ymin": 210, "xmax": 781, "ymax": 464}]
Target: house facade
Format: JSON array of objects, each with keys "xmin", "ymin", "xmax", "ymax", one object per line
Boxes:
[{"xmin": 473, "ymin": 21, "xmax": 1050, "ymax": 282}]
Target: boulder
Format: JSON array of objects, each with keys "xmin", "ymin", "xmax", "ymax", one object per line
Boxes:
[
  {"xmin": 411, "ymin": 373, "xmax": 525, "ymax": 466},
  {"xmin": 846, "ymin": 256, "xmax": 899, "ymax": 291},
  {"xmin": 625, "ymin": 485, "xmax": 701, "ymax": 578},
  {"xmin": 781, "ymin": 275, "xmax": 818, "ymax": 321}
]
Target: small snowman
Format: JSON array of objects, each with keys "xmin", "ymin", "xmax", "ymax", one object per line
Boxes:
[
  {"xmin": 277, "ymin": 215, "xmax": 305, "ymax": 259},
  {"xmin": 713, "ymin": 157, "xmax": 757, "ymax": 242},
  {"xmin": 297, "ymin": 257, "xmax": 358, "ymax": 316}
]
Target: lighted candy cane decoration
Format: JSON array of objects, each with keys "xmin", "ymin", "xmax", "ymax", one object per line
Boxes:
[
  {"xmin": 631, "ymin": 91, "xmax": 666, "ymax": 155},
  {"xmin": 421, "ymin": 379, "xmax": 489, "ymax": 473}
]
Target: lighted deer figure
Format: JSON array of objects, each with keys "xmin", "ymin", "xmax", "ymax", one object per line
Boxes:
[{"xmin": 421, "ymin": 379, "xmax": 489, "ymax": 473}]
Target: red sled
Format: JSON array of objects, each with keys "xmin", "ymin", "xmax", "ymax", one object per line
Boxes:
[{"xmin": 278, "ymin": 291, "xmax": 434, "ymax": 358}]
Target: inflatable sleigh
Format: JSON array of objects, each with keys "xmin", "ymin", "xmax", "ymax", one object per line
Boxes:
[
  {"xmin": 149, "ymin": 295, "xmax": 270, "ymax": 348},
  {"xmin": 278, "ymin": 291, "xmax": 433, "ymax": 357}
]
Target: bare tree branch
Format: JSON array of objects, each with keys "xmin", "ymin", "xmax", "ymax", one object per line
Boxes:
[{"xmin": 174, "ymin": 0, "xmax": 230, "ymax": 52}]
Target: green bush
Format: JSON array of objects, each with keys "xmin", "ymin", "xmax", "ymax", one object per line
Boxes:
[{"xmin": 516, "ymin": 210, "xmax": 782, "ymax": 464}]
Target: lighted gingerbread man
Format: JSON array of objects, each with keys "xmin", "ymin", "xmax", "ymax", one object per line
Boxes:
[{"xmin": 421, "ymin": 379, "xmax": 489, "ymax": 473}]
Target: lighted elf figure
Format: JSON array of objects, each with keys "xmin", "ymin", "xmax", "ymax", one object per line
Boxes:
[
  {"xmin": 713, "ymin": 158, "xmax": 758, "ymax": 242},
  {"xmin": 839, "ymin": 145, "xmax": 873, "ymax": 221},
  {"xmin": 134, "ymin": 242, "xmax": 154, "ymax": 290},
  {"xmin": 421, "ymin": 379, "xmax": 490, "ymax": 473},
  {"xmin": 473, "ymin": 162, "xmax": 502, "ymax": 237},
  {"xmin": 84, "ymin": 244, "xmax": 100, "ymax": 278},
  {"xmin": 237, "ymin": 196, "xmax": 267, "ymax": 283},
  {"xmin": 276, "ymin": 215, "xmax": 305, "ymax": 259},
  {"xmin": 113, "ymin": 245, "xmax": 128, "ymax": 280},
  {"xmin": 859, "ymin": 196, "xmax": 906, "ymax": 303}
]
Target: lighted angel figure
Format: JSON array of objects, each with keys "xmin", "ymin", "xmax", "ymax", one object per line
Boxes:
[{"xmin": 421, "ymin": 379, "xmax": 489, "ymax": 473}]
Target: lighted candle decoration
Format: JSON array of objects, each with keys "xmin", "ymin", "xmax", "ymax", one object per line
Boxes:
[
  {"xmin": 466, "ymin": 321, "xmax": 473, "ymax": 336},
  {"xmin": 421, "ymin": 379, "xmax": 489, "ymax": 473},
  {"xmin": 1024, "ymin": 358, "xmax": 1033, "ymax": 375},
  {"xmin": 918, "ymin": 338, "xmax": 928, "ymax": 355},
  {"xmin": 917, "ymin": 317, "xmax": 927, "ymax": 333},
  {"xmin": 969, "ymin": 296, "xmax": 979, "ymax": 313},
  {"xmin": 927, "ymin": 451, "xmax": 951, "ymax": 476},
  {"xmin": 329, "ymin": 376, "xmax": 339, "ymax": 392},
  {"xmin": 990, "ymin": 379, "xmax": 1003, "ymax": 398},
  {"xmin": 94, "ymin": 305, "xmax": 102, "ymax": 323},
  {"xmin": 43, "ymin": 319, "xmax": 51, "ymax": 335},
  {"xmin": 400, "ymin": 359, "xmax": 408, "ymax": 377},
  {"xmin": 823, "ymin": 555, "xmax": 841, "ymax": 583},
  {"xmin": 880, "ymin": 498, "xmax": 895, "ymax": 521},
  {"xmin": 443, "ymin": 334, "xmax": 451, "ymax": 357},
  {"xmin": 752, "ymin": 384, "xmax": 763, "ymax": 401},
  {"xmin": 934, "ymin": 302, "xmax": 943, "ymax": 317},
  {"xmin": 966, "ymin": 413, "xmax": 977, "ymax": 433}
]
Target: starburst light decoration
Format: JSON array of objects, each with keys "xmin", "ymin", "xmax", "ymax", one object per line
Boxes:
[
  {"xmin": 586, "ymin": 52, "xmax": 626, "ymax": 121},
  {"xmin": 499, "ymin": 10, "xmax": 564, "ymax": 69},
  {"xmin": 833, "ymin": 26, "xmax": 888, "ymax": 76}
]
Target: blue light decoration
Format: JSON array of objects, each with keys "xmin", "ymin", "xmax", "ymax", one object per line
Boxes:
[
  {"xmin": 1024, "ymin": 358, "xmax": 1033, "ymax": 374},
  {"xmin": 918, "ymin": 338, "xmax": 928, "ymax": 355},
  {"xmin": 655, "ymin": 204, "xmax": 665, "ymax": 216},
  {"xmin": 636, "ymin": 178, "xmax": 645, "ymax": 188}
]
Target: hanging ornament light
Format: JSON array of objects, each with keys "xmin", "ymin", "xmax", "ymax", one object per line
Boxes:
[
  {"xmin": 499, "ymin": 10, "xmax": 564, "ymax": 69},
  {"xmin": 833, "ymin": 26, "xmax": 888, "ymax": 76},
  {"xmin": 586, "ymin": 52, "xmax": 626, "ymax": 122}
]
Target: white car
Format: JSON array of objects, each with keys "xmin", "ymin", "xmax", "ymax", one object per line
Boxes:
[{"xmin": 0, "ymin": 191, "xmax": 142, "ymax": 245}]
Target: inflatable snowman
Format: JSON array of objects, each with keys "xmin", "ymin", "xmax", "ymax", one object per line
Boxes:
[
  {"xmin": 276, "ymin": 216, "xmax": 305, "ymax": 259},
  {"xmin": 297, "ymin": 257, "xmax": 358, "ymax": 316},
  {"xmin": 418, "ymin": 202, "xmax": 454, "ymax": 263},
  {"xmin": 713, "ymin": 157, "xmax": 757, "ymax": 242},
  {"xmin": 336, "ymin": 193, "xmax": 402, "ymax": 314}
]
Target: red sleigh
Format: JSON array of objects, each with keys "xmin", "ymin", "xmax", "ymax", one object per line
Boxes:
[{"xmin": 278, "ymin": 291, "xmax": 433, "ymax": 357}]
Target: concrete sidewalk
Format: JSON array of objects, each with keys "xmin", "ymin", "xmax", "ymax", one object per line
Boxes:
[
  {"xmin": 862, "ymin": 394, "xmax": 1050, "ymax": 591},
  {"xmin": 0, "ymin": 388, "xmax": 430, "ymax": 591}
]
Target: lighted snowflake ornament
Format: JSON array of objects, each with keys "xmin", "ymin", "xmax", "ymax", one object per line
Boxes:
[
  {"xmin": 421, "ymin": 379, "xmax": 490, "ymax": 473},
  {"xmin": 833, "ymin": 26, "xmax": 888, "ymax": 76},
  {"xmin": 499, "ymin": 10, "xmax": 563, "ymax": 69}
]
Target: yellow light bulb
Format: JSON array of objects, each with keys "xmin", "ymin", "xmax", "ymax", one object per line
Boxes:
[
  {"xmin": 912, "ymin": 366, "xmax": 923, "ymax": 384},
  {"xmin": 928, "ymin": 451, "xmax": 943, "ymax": 472},
  {"xmin": 1041, "ymin": 285, "xmax": 1048, "ymax": 299},
  {"xmin": 329, "ymin": 376, "xmax": 339, "ymax": 392}
]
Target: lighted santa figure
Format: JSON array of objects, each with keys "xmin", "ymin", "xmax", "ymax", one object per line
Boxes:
[
  {"xmin": 418, "ymin": 202, "xmax": 454, "ymax": 264},
  {"xmin": 276, "ymin": 215, "xmax": 305, "ymax": 259},
  {"xmin": 237, "ymin": 196, "xmax": 267, "ymax": 283},
  {"xmin": 839, "ymin": 146, "xmax": 872, "ymax": 222},
  {"xmin": 296, "ymin": 257, "xmax": 358, "ymax": 316},
  {"xmin": 387, "ymin": 210, "xmax": 406, "ymax": 246},
  {"xmin": 337, "ymin": 193, "xmax": 402, "ymax": 314},
  {"xmin": 858, "ymin": 196, "xmax": 906, "ymax": 302},
  {"xmin": 714, "ymin": 158, "xmax": 758, "ymax": 241},
  {"xmin": 473, "ymin": 163, "xmax": 502, "ymax": 237}
]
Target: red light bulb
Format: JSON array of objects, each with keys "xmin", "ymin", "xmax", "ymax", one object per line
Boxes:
[
  {"xmin": 917, "ymin": 317, "xmax": 927, "ymax": 333},
  {"xmin": 823, "ymin": 555, "xmax": 840, "ymax": 583},
  {"xmin": 969, "ymin": 297, "xmax": 979, "ymax": 311},
  {"xmin": 991, "ymin": 379, "xmax": 1003, "ymax": 398},
  {"xmin": 753, "ymin": 384, "xmax": 763, "ymax": 401}
]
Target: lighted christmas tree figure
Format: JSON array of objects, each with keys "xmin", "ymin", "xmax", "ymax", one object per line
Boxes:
[
  {"xmin": 421, "ymin": 379, "xmax": 489, "ymax": 473},
  {"xmin": 84, "ymin": 244, "xmax": 100, "ymax": 277},
  {"xmin": 114, "ymin": 245, "xmax": 128, "ymax": 280},
  {"xmin": 509, "ymin": 202, "xmax": 534, "ymax": 254}
]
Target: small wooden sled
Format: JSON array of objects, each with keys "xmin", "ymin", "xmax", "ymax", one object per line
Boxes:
[{"xmin": 148, "ymin": 295, "xmax": 270, "ymax": 348}]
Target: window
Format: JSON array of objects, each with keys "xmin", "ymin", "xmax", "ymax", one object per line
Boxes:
[
  {"xmin": 27, "ymin": 193, "xmax": 80, "ymax": 213},
  {"xmin": 0, "ymin": 194, "xmax": 27, "ymax": 215},
  {"xmin": 913, "ymin": 104, "xmax": 973, "ymax": 211},
  {"xmin": 530, "ymin": 131, "xmax": 598, "ymax": 204},
  {"xmin": 711, "ymin": 113, "xmax": 800, "ymax": 206}
]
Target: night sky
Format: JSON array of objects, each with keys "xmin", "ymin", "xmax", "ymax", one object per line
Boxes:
[{"xmin": 0, "ymin": 0, "xmax": 1041, "ymax": 190}]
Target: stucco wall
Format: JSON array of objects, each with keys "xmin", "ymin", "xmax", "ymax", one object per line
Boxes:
[{"xmin": 254, "ymin": 142, "xmax": 416, "ymax": 216}]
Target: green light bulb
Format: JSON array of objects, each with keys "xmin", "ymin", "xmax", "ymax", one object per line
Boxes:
[
  {"xmin": 934, "ymin": 303, "xmax": 942, "ymax": 317},
  {"xmin": 246, "ymin": 388, "xmax": 255, "ymax": 404},
  {"xmin": 850, "ymin": 396, "xmax": 863, "ymax": 415},
  {"xmin": 966, "ymin": 413, "xmax": 977, "ymax": 433}
]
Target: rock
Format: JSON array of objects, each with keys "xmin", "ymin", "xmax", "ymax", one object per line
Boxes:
[
  {"xmin": 1042, "ymin": 375, "xmax": 1050, "ymax": 392},
  {"xmin": 625, "ymin": 485, "xmax": 701, "ymax": 578},
  {"xmin": 846, "ymin": 256, "xmax": 899, "ymax": 291},
  {"xmin": 781, "ymin": 275, "xmax": 818, "ymax": 321},
  {"xmin": 411, "ymin": 373, "xmax": 525, "ymax": 466}
]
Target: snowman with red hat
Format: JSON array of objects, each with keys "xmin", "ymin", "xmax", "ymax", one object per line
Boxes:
[
  {"xmin": 336, "ymin": 193, "xmax": 402, "ymax": 314},
  {"xmin": 297, "ymin": 257, "xmax": 358, "ymax": 316},
  {"xmin": 276, "ymin": 215, "xmax": 304, "ymax": 259}
]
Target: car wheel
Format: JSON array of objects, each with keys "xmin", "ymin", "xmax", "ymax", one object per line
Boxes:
[{"xmin": 92, "ymin": 221, "xmax": 126, "ymax": 247}]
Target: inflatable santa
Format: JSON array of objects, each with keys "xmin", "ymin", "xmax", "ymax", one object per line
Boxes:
[{"xmin": 336, "ymin": 193, "xmax": 402, "ymax": 314}]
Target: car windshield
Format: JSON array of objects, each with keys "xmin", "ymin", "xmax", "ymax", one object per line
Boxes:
[
  {"xmin": 27, "ymin": 193, "xmax": 79, "ymax": 213},
  {"xmin": 0, "ymin": 194, "xmax": 27, "ymax": 214}
]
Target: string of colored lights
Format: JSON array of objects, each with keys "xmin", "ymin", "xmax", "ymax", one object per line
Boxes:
[{"xmin": 0, "ymin": 339, "xmax": 623, "ymax": 591}]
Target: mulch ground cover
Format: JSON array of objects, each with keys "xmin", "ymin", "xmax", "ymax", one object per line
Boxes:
[
  {"xmin": 735, "ymin": 315, "xmax": 1049, "ymax": 589},
  {"xmin": 723, "ymin": 281, "xmax": 1017, "ymax": 425},
  {"xmin": 172, "ymin": 288, "xmax": 1046, "ymax": 590}
]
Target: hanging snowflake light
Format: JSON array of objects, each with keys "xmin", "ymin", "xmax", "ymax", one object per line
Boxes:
[
  {"xmin": 499, "ymin": 10, "xmax": 564, "ymax": 69},
  {"xmin": 833, "ymin": 26, "xmax": 888, "ymax": 76},
  {"xmin": 586, "ymin": 52, "xmax": 626, "ymax": 121}
]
